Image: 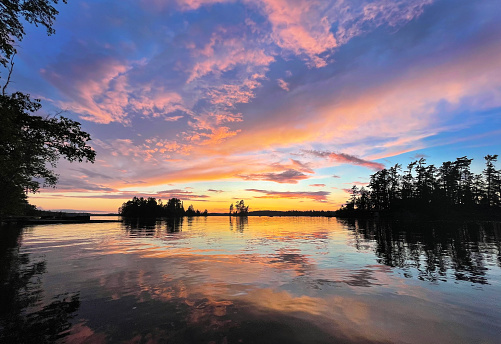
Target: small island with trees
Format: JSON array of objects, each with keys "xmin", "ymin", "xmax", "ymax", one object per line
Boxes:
[{"xmin": 118, "ymin": 197, "xmax": 208, "ymax": 218}]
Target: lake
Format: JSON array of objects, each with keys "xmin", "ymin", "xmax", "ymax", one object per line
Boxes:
[{"xmin": 1, "ymin": 216, "xmax": 500, "ymax": 343}]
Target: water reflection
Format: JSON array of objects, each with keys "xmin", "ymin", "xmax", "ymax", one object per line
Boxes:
[
  {"xmin": 342, "ymin": 219, "xmax": 501, "ymax": 284},
  {"xmin": 0, "ymin": 225, "xmax": 80, "ymax": 343},
  {"xmin": 122, "ymin": 217, "xmax": 184, "ymax": 236},
  {"xmin": 166, "ymin": 217, "xmax": 184, "ymax": 233},
  {"xmin": 229, "ymin": 216, "xmax": 248, "ymax": 232},
  {"xmin": 1, "ymin": 218, "xmax": 500, "ymax": 343}
]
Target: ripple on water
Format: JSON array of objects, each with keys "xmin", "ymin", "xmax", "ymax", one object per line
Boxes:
[{"xmin": 1, "ymin": 217, "xmax": 500, "ymax": 344}]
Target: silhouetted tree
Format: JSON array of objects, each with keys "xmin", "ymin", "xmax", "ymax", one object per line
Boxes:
[
  {"xmin": 0, "ymin": 93, "xmax": 95, "ymax": 217},
  {"xmin": 0, "ymin": 0, "xmax": 67, "ymax": 68},
  {"xmin": 484, "ymin": 155, "xmax": 498, "ymax": 206},
  {"xmin": 0, "ymin": 0, "xmax": 96, "ymax": 217},
  {"xmin": 165, "ymin": 198, "xmax": 185, "ymax": 217},
  {"xmin": 186, "ymin": 204, "xmax": 196, "ymax": 216},
  {"xmin": 234, "ymin": 200, "xmax": 249, "ymax": 216},
  {"xmin": 339, "ymin": 154, "xmax": 500, "ymax": 218}
]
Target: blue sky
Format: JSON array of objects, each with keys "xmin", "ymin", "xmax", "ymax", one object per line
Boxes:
[{"xmin": 8, "ymin": 0, "xmax": 501, "ymax": 212}]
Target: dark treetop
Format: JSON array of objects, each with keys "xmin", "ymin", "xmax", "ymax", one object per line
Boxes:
[{"xmin": 338, "ymin": 155, "xmax": 501, "ymax": 219}]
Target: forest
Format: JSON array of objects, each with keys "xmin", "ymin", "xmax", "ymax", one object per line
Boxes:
[{"xmin": 338, "ymin": 155, "xmax": 501, "ymax": 218}]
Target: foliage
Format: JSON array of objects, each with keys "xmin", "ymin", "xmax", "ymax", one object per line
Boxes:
[
  {"xmin": 0, "ymin": 0, "xmax": 97, "ymax": 217},
  {"xmin": 0, "ymin": 0, "xmax": 66, "ymax": 67},
  {"xmin": 0, "ymin": 93, "xmax": 95, "ymax": 216},
  {"xmin": 339, "ymin": 155, "xmax": 501, "ymax": 217}
]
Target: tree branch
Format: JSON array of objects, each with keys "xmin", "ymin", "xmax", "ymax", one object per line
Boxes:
[{"xmin": 2, "ymin": 54, "xmax": 15, "ymax": 96}]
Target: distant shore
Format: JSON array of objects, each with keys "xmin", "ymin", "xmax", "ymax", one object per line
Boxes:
[{"xmin": 1, "ymin": 217, "xmax": 122, "ymax": 225}]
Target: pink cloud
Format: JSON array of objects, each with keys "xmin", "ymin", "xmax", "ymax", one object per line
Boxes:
[
  {"xmin": 309, "ymin": 184, "xmax": 325, "ymax": 187},
  {"xmin": 277, "ymin": 78, "xmax": 289, "ymax": 91},
  {"xmin": 129, "ymin": 89, "xmax": 188, "ymax": 118},
  {"xmin": 207, "ymin": 77, "xmax": 263, "ymax": 107},
  {"xmin": 175, "ymin": 0, "xmax": 231, "ymax": 10},
  {"xmin": 256, "ymin": 0, "xmax": 337, "ymax": 67},
  {"xmin": 43, "ymin": 57, "xmax": 189, "ymax": 124},
  {"xmin": 345, "ymin": 181, "xmax": 369, "ymax": 186},
  {"xmin": 165, "ymin": 115, "xmax": 184, "ymax": 122},
  {"xmin": 43, "ymin": 59, "xmax": 132, "ymax": 124},
  {"xmin": 186, "ymin": 36, "xmax": 273, "ymax": 83},
  {"xmin": 304, "ymin": 150, "xmax": 385, "ymax": 171}
]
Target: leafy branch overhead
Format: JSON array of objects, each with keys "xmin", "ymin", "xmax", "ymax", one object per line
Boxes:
[
  {"xmin": 0, "ymin": 92, "xmax": 95, "ymax": 191},
  {"xmin": 0, "ymin": 0, "xmax": 96, "ymax": 217},
  {"xmin": 0, "ymin": 0, "xmax": 66, "ymax": 67}
]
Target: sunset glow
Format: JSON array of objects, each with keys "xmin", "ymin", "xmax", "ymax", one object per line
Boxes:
[{"xmin": 12, "ymin": 0, "xmax": 500, "ymax": 212}]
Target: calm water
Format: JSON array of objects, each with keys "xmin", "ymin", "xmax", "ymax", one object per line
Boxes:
[{"xmin": 1, "ymin": 217, "xmax": 500, "ymax": 343}]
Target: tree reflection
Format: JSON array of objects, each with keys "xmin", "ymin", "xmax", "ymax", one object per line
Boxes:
[
  {"xmin": 122, "ymin": 217, "xmax": 162, "ymax": 236},
  {"xmin": 342, "ymin": 219, "xmax": 501, "ymax": 284},
  {"xmin": 229, "ymin": 216, "xmax": 248, "ymax": 232},
  {"xmin": 121, "ymin": 217, "xmax": 184, "ymax": 235},
  {"xmin": 166, "ymin": 217, "xmax": 184, "ymax": 232},
  {"xmin": 0, "ymin": 224, "xmax": 80, "ymax": 343}
]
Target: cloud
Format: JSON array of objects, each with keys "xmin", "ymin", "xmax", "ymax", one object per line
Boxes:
[
  {"xmin": 304, "ymin": 150, "xmax": 385, "ymax": 171},
  {"xmin": 74, "ymin": 168, "xmax": 115, "ymax": 180},
  {"xmin": 186, "ymin": 34, "xmax": 274, "ymax": 83},
  {"xmin": 332, "ymin": 0, "xmax": 433, "ymax": 45},
  {"xmin": 60, "ymin": 189, "xmax": 211, "ymax": 201},
  {"xmin": 411, "ymin": 153, "xmax": 429, "ymax": 159},
  {"xmin": 246, "ymin": 188, "xmax": 330, "ymax": 202},
  {"xmin": 208, "ymin": 189, "xmax": 224, "ymax": 193},
  {"xmin": 41, "ymin": 54, "xmax": 133, "ymax": 124},
  {"xmin": 198, "ymin": 126, "xmax": 241, "ymax": 146},
  {"xmin": 345, "ymin": 181, "xmax": 369, "ymax": 186},
  {"xmin": 277, "ymin": 78, "xmax": 289, "ymax": 91},
  {"xmin": 53, "ymin": 177, "xmax": 118, "ymax": 193},
  {"xmin": 309, "ymin": 184, "xmax": 325, "ymax": 187},
  {"xmin": 23, "ymin": 0, "xmax": 501, "ymax": 213},
  {"xmin": 254, "ymin": 0, "xmax": 337, "ymax": 67},
  {"xmin": 175, "ymin": 0, "xmax": 230, "ymax": 11},
  {"xmin": 239, "ymin": 169, "xmax": 310, "ymax": 184}
]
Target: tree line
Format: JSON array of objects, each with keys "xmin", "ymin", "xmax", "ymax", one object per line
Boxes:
[
  {"xmin": 338, "ymin": 155, "xmax": 501, "ymax": 217},
  {"xmin": 118, "ymin": 197, "xmax": 208, "ymax": 218}
]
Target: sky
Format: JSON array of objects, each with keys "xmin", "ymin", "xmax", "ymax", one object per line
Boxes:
[{"xmin": 10, "ymin": 0, "xmax": 501, "ymax": 213}]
